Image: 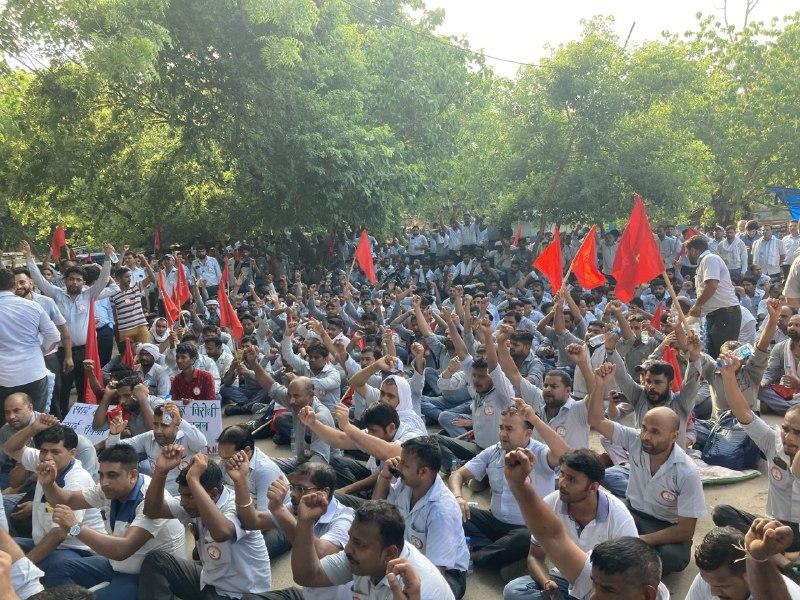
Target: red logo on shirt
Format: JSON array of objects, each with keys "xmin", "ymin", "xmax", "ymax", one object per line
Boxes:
[
  {"xmin": 206, "ymin": 544, "xmax": 222, "ymax": 560},
  {"xmin": 771, "ymin": 465, "xmax": 785, "ymax": 482},
  {"xmin": 555, "ymin": 425, "xmax": 567, "ymax": 437},
  {"xmin": 410, "ymin": 535, "xmax": 424, "ymax": 549},
  {"xmin": 660, "ymin": 490, "xmax": 677, "ymax": 503}
]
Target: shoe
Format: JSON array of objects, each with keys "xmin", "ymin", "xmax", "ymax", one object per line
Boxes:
[
  {"xmin": 250, "ymin": 402, "xmax": 269, "ymax": 415},
  {"xmin": 468, "ymin": 479, "xmax": 488, "ymax": 492},
  {"xmin": 224, "ymin": 404, "xmax": 250, "ymax": 416}
]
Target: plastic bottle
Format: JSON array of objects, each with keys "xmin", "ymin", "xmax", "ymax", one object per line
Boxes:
[
  {"xmin": 716, "ymin": 343, "xmax": 754, "ymax": 368},
  {"xmin": 641, "ymin": 329, "xmax": 650, "ymax": 344},
  {"xmin": 450, "ymin": 458, "xmax": 460, "ymax": 475},
  {"xmin": 465, "ymin": 536, "xmax": 474, "ymax": 574}
]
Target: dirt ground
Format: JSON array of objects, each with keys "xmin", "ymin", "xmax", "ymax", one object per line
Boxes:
[{"xmin": 224, "ymin": 412, "xmax": 781, "ymax": 600}]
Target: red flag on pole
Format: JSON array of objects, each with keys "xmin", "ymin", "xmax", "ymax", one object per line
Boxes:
[
  {"xmin": 512, "ymin": 227, "xmax": 523, "ymax": 247},
  {"xmin": 83, "ymin": 299, "xmax": 102, "ymax": 404},
  {"xmin": 570, "ymin": 226, "xmax": 606, "ymax": 290},
  {"xmin": 173, "ymin": 259, "xmax": 191, "ymax": 308},
  {"xmin": 662, "ymin": 345, "xmax": 684, "ymax": 392},
  {"xmin": 611, "ymin": 194, "xmax": 665, "ymax": 303},
  {"xmin": 651, "ymin": 302, "xmax": 665, "ymax": 330},
  {"xmin": 158, "ymin": 270, "xmax": 180, "ymax": 326},
  {"xmin": 50, "ymin": 224, "xmax": 66, "ymax": 261},
  {"xmin": 354, "ymin": 230, "xmax": 376, "ymax": 283},
  {"xmin": 121, "ymin": 338, "xmax": 136, "ymax": 368},
  {"xmin": 532, "ymin": 227, "xmax": 563, "ymax": 293},
  {"xmin": 218, "ymin": 286, "xmax": 243, "ymax": 341},
  {"xmin": 153, "ymin": 225, "xmax": 161, "ymax": 252}
]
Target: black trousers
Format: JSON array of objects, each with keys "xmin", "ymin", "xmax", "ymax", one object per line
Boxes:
[
  {"xmin": 44, "ymin": 353, "xmax": 62, "ymax": 417},
  {"xmin": 463, "ymin": 507, "xmax": 530, "ymax": 568},
  {"xmin": 435, "ymin": 434, "xmax": 481, "ymax": 470},
  {"xmin": 705, "ymin": 305, "xmax": 742, "ymax": 359},
  {"xmin": 627, "ymin": 502, "xmax": 691, "ymax": 576},
  {"xmin": 58, "ymin": 345, "xmax": 85, "ymax": 415},
  {"xmin": 713, "ymin": 504, "xmax": 800, "ymax": 552},
  {"xmin": 96, "ymin": 325, "xmax": 114, "ymax": 368}
]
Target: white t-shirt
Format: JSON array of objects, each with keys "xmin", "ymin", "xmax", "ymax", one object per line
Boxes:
[
  {"xmin": 81, "ymin": 474, "xmax": 186, "ymax": 574},
  {"xmin": 694, "ymin": 251, "xmax": 738, "ymax": 314},
  {"xmin": 11, "ymin": 557, "xmax": 44, "ymax": 599},
  {"xmin": 20, "ymin": 448, "xmax": 105, "ymax": 551},
  {"xmin": 686, "ymin": 572, "xmax": 800, "ymax": 599}
]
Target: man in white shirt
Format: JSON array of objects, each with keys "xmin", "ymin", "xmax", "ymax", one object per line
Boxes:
[
  {"xmin": 3, "ymin": 416, "xmax": 105, "ymax": 585},
  {"xmin": 752, "ymin": 223, "xmax": 785, "ymax": 278},
  {"xmin": 36, "ymin": 444, "xmax": 186, "ymax": 599},
  {"xmin": 688, "ymin": 525, "xmax": 800, "ymax": 600},
  {"xmin": 292, "ymin": 497, "xmax": 455, "ymax": 600},
  {"xmin": 717, "ymin": 225, "xmax": 749, "ymax": 283},
  {"xmin": 373, "ymin": 436, "xmax": 470, "ymax": 599},
  {"xmin": 21, "ymin": 240, "xmax": 118, "ymax": 413},
  {"xmin": 449, "ymin": 403, "xmax": 569, "ymax": 569},
  {"xmin": 504, "ymin": 448, "xmax": 638, "ymax": 600},
  {"xmin": 505, "ymin": 447, "xmax": 670, "ymax": 600},
  {"xmin": 12, "ymin": 267, "xmax": 72, "ymax": 415},
  {"xmin": 142, "ymin": 449, "xmax": 272, "ymax": 598},
  {"xmin": 686, "ymin": 235, "xmax": 741, "ymax": 358},
  {"xmin": 105, "ymin": 403, "xmax": 207, "ymax": 495},
  {"xmin": 192, "ymin": 244, "xmax": 223, "ymax": 302},
  {"xmin": 600, "ymin": 231, "xmax": 619, "ymax": 277},
  {"xmin": 783, "ymin": 221, "xmax": 800, "ymax": 278},
  {"xmin": 0, "ymin": 267, "xmax": 61, "ymax": 414},
  {"xmin": 588, "ymin": 364, "xmax": 706, "ymax": 576}
]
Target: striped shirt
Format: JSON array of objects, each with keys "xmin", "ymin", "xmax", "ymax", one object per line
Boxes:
[{"xmin": 110, "ymin": 285, "xmax": 148, "ymax": 331}]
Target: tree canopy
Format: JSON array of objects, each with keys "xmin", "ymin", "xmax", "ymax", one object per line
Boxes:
[{"xmin": 1, "ymin": 2, "xmax": 799, "ymax": 248}]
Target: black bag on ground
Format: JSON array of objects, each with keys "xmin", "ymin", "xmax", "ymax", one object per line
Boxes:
[{"xmin": 700, "ymin": 410, "xmax": 760, "ymax": 471}]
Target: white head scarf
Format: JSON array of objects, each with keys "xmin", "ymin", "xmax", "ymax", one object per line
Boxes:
[
  {"xmin": 382, "ymin": 374, "xmax": 426, "ymax": 435},
  {"xmin": 149, "ymin": 318, "xmax": 170, "ymax": 343},
  {"xmin": 136, "ymin": 343, "xmax": 164, "ymax": 365}
]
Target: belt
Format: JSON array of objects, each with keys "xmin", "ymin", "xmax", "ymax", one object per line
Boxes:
[{"xmin": 708, "ymin": 305, "xmax": 739, "ymax": 315}]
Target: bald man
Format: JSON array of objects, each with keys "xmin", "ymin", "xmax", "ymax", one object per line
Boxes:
[{"xmin": 588, "ymin": 363, "xmax": 707, "ymax": 575}]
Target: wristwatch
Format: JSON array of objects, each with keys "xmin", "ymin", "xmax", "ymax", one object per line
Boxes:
[{"xmin": 67, "ymin": 524, "xmax": 81, "ymax": 537}]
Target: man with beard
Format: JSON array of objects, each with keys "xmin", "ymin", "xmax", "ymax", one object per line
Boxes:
[
  {"xmin": 503, "ymin": 449, "xmax": 638, "ymax": 600},
  {"xmin": 292, "ymin": 498, "xmax": 454, "ymax": 600},
  {"xmin": 758, "ymin": 312, "xmax": 800, "ymax": 414},
  {"xmin": 373, "ymin": 436, "xmax": 469, "ymax": 598},
  {"xmin": 718, "ymin": 225, "xmax": 749, "ymax": 283},
  {"xmin": 90, "ymin": 374, "xmax": 161, "ymax": 437},
  {"xmin": 21, "ymin": 240, "xmax": 118, "ymax": 412},
  {"xmin": 191, "ymin": 244, "xmax": 223, "ymax": 303},
  {"xmin": 713, "ymin": 353, "xmax": 800, "ymax": 559},
  {"xmin": 449, "ymin": 403, "xmax": 569, "ymax": 569},
  {"xmin": 227, "ymin": 458, "xmax": 354, "ymax": 599},
  {"xmin": 688, "ymin": 526, "xmax": 800, "ymax": 600},
  {"xmin": 588, "ymin": 363, "xmax": 706, "ymax": 575},
  {"xmin": 104, "ymin": 403, "xmax": 206, "ymax": 495},
  {"xmin": 12, "ymin": 267, "xmax": 72, "ymax": 415},
  {"xmin": 134, "ymin": 343, "xmax": 170, "ymax": 398}
]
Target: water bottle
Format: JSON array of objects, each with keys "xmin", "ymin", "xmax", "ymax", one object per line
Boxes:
[
  {"xmin": 450, "ymin": 458, "xmax": 460, "ymax": 475},
  {"xmin": 465, "ymin": 536, "xmax": 474, "ymax": 574},
  {"xmin": 716, "ymin": 343, "xmax": 754, "ymax": 368},
  {"xmin": 588, "ymin": 334, "xmax": 605, "ymax": 348},
  {"xmin": 110, "ymin": 251, "xmax": 119, "ymax": 263},
  {"xmin": 641, "ymin": 329, "xmax": 649, "ymax": 344}
]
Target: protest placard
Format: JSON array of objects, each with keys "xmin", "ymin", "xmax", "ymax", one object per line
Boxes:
[{"xmin": 61, "ymin": 403, "xmax": 110, "ymax": 444}]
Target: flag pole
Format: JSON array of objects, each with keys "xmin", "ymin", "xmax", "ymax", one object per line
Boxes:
[
  {"xmin": 347, "ymin": 254, "xmax": 357, "ymax": 282},
  {"xmin": 661, "ymin": 268, "xmax": 688, "ymax": 328}
]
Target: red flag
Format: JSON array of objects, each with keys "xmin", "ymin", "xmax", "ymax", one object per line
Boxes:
[
  {"xmin": 611, "ymin": 195, "xmax": 665, "ymax": 303},
  {"xmin": 651, "ymin": 302, "xmax": 665, "ymax": 330},
  {"xmin": 532, "ymin": 227, "xmax": 563, "ymax": 293},
  {"xmin": 121, "ymin": 338, "xmax": 135, "ymax": 368},
  {"xmin": 67, "ymin": 246, "xmax": 77, "ymax": 262},
  {"xmin": 173, "ymin": 259, "xmax": 191, "ymax": 308},
  {"xmin": 683, "ymin": 227, "xmax": 701, "ymax": 241},
  {"xmin": 218, "ymin": 285, "xmax": 243, "ymax": 341},
  {"xmin": 354, "ymin": 230, "xmax": 376, "ymax": 283},
  {"xmin": 50, "ymin": 224, "xmax": 66, "ymax": 261},
  {"xmin": 662, "ymin": 345, "xmax": 684, "ymax": 392},
  {"xmin": 512, "ymin": 227, "xmax": 523, "ymax": 247},
  {"xmin": 153, "ymin": 225, "xmax": 161, "ymax": 252},
  {"xmin": 570, "ymin": 226, "xmax": 605, "ymax": 290},
  {"xmin": 221, "ymin": 257, "xmax": 230, "ymax": 291},
  {"xmin": 83, "ymin": 299, "xmax": 103, "ymax": 404},
  {"xmin": 158, "ymin": 270, "xmax": 180, "ymax": 326}
]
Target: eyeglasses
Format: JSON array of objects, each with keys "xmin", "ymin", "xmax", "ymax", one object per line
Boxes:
[{"xmin": 289, "ymin": 484, "xmax": 322, "ymax": 494}]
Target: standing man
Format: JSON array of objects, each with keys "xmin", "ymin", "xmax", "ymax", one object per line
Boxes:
[
  {"xmin": 110, "ymin": 256, "xmax": 156, "ymax": 349},
  {"xmin": 751, "ymin": 224, "xmax": 785, "ymax": 280},
  {"xmin": 0, "ymin": 267, "xmax": 61, "ymax": 412},
  {"xmin": 686, "ymin": 235, "xmax": 741, "ymax": 358},
  {"xmin": 783, "ymin": 221, "xmax": 800, "ymax": 278},
  {"xmin": 192, "ymin": 244, "xmax": 223, "ymax": 303},
  {"xmin": 21, "ymin": 240, "xmax": 118, "ymax": 412},
  {"xmin": 13, "ymin": 267, "xmax": 72, "ymax": 415},
  {"xmin": 718, "ymin": 225, "xmax": 749, "ymax": 283},
  {"xmin": 600, "ymin": 231, "xmax": 619, "ymax": 278}
]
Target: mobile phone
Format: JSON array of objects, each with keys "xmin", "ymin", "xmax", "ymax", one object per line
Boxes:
[{"xmin": 388, "ymin": 467, "xmax": 401, "ymax": 478}]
